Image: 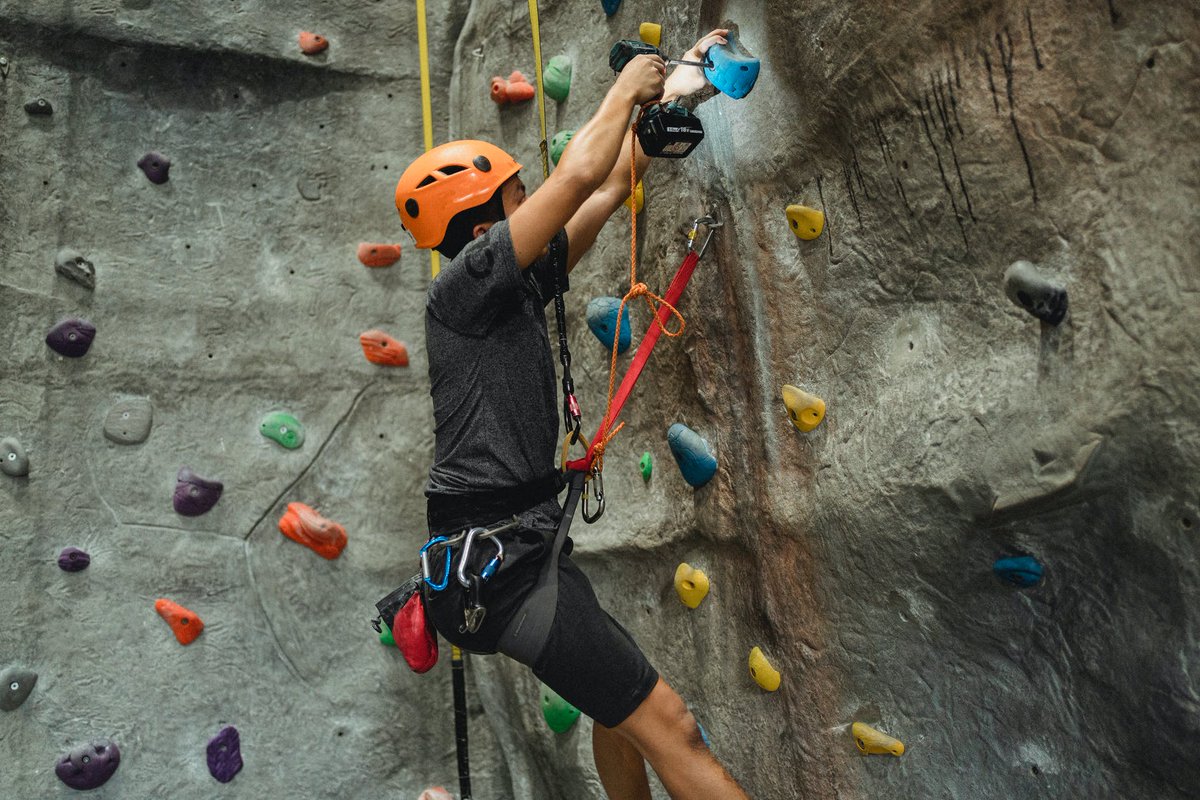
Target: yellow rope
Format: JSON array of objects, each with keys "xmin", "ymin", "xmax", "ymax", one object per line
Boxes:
[
  {"xmin": 416, "ymin": 0, "xmax": 441, "ymax": 278},
  {"xmin": 590, "ymin": 114, "xmax": 686, "ymax": 472},
  {"xmin": 528, "ymin": 0, "xmax": 551, "ymax": 180}
]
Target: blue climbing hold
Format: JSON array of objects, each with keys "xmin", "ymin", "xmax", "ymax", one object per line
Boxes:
[
  {"xmin": 586, "ymin": 297, "xmax": 631, "ymax": 354},
  {"xmin": 703, "ymin": 33, "xmax": 760, "ymax": 99},
  {"xmin": 667, "ymin": 423, "xmax": 717, "ymax": 488},
  {"xmin": 993, "ymin": 555, "xmax": 1044, "ymax": 587},
  {"xmin": 601, "ymin": 0, "xmax": 621, "ymax": 17},
  {"xmin": 697, "ymin": 721, "xmax": 712, "ymax": 749}
]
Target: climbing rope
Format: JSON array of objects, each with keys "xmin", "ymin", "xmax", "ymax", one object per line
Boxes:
[
  {"xmin": 527, "ymin": 0, "xmax": 551, "ymax": 180},
  {"xmin": 415, "ymin": 0, "xmax": 441, "ymax": 279},
  {"xmin": 587, "ymin": 114, "xmax": 688, "ymax": 473}
]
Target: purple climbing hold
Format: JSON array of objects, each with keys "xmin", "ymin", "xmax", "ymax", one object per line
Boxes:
[
  {"xmin": 138, "ymin": 151, "xmax": 171, "ymax": 184},
  {"xmin": 58, "ymin": 547, "xmax": 91, "ymax": 572},
  {"xmin": 173, "ymin": 467, "xmax": 223, "ymax": 516},
  {"xmin": 24, "ymin": 97, "xmax": 53, "ymax": 115},
  {"xmin": 207, "ymin": 725, "xmax": 244, "ymax": 783},
  {"xmin": 45, "ymin": 318, "xmax": 96, "ymax": 358},
  {"xmin": 55, "ymin": 739, "xmax": 120, "ymax": 790}
]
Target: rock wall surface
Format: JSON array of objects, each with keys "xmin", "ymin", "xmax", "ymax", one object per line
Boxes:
[{"xmin": 2, "ymin": 1, "xmax": 1198, "ymax": 798}]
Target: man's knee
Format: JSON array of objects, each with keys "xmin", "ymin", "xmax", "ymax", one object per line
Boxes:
[{"xmin": 618, "ymin": 679, "xmax": 706, "ymax": 754}]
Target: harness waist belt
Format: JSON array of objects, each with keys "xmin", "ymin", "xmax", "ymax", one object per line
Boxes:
[{"xmin": 427, "ymin": 472, "xmax": 565, "ymax": 533}]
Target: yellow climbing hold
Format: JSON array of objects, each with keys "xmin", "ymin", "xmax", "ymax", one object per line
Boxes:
[
  {"xmin": 624, "ymin": 180, "xmax": 644, "ymax": 213},
  {"xmin": 785, "ymin": 204, "xmax": 825, "ymax": 241},
  {"xmin": 852, "ymin": 722, "xmax": 905, "ymax": 756},
  {"xmin": 639, "ymin": 23, "xmax": 662, "ymax": 48},
  {"xmin": 673, "ymin": 563, "xmax": 709, "ymax": 609},
  {"xmin": 781, "ymin": 385, "xmax": 825, "ymax": 432},
  {"xmin": 748, "ymin": 646, "xmax": 781, "ymax": 691}
]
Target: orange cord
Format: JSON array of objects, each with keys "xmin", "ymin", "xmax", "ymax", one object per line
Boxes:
[{"xmin": 589, "ymin": 109, "xmax": 688, "ymax": 472}]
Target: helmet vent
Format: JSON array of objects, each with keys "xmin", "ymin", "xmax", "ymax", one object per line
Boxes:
[
  {"xmin": 405, "ymin": 199, "xmax": 419, "ymax": 217},
  {"xmin": 416, "ymin": 175, "xmax": 436, "ymax": 188},
  {"xmin": 472, "ymin": 155, "xmax": 492, "ymax": 172},
  {"xmin": 440, "ymin": 165, "xmax": 466, "ymax": 176}
]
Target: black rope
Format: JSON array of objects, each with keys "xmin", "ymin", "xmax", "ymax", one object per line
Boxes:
[
  {"xmin": 452, "ymin": 647, "xmax": 472, "ymax": 799},
  {"xmin": 549, "ymin": 235, "xmax": 581, "ymax": 438}
]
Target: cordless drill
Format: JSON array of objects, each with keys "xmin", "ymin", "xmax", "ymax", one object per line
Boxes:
[{"xmin": 608, "ymin": 39, "xmax": 707, "ymax": 159}]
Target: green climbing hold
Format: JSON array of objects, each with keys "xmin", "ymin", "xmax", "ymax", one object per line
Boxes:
[
  {"xmin": 543, "ymin": 55, "xmax": 572, "ymax": 103},
  {"xmin": 380, "ymin": 625, "xmax": 395, "ymax": 647},
  {"xmin": 541, "ymin": 684, "xmax": 581, "ymax": 732},
  {"xmin": 259, "ymin": 412, "xmax": 305, "ymax": 449},
  {"xmin": 550, "ymin": 130, "xmax": 575, "ymax": 166},
  {"xmin": 640, "ymin": 451, "xmax": 652, "ymax": 481}
]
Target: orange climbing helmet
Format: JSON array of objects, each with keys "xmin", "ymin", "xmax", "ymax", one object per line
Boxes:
[{"xmin": 395, "ymin": 140, "xmax": 522, "ymax": 250}]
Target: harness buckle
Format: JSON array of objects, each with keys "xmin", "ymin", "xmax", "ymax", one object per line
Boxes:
[{"xmin": 581, "ymin": 468, "xmax": 605, "ymax": 524}]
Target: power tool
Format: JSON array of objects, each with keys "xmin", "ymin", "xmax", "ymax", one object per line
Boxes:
[{"xmin": 608, "ymin": 39, "xmax": 707, "ymax": 159}]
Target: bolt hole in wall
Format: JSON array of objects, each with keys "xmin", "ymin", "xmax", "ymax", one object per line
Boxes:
[
  {"xmin": 902, "ymin": 160, "xmax": 908, "ymax": 169},
  {"xmin": 1147, "ymin": 56, "xmax": 1155, "ymax": 68},
  {"xmin": 1183, "ymin": 517, "xmax": 1193, "ymax": 529},
  {"xmin": 1031, "ymin": 765, "xmax": 1041, "ymax": 776}
]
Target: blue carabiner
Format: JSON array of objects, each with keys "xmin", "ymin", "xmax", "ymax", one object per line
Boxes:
[{"xmin": 420, "ymin": 536, "xmax": 453, "ymax": 591}]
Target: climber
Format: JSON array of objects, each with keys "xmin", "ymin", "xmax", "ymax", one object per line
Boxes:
[{"xmin": 394, "ymin": 28, "xmax": 749, "ymax": 800}]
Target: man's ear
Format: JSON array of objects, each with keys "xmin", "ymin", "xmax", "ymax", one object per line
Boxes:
[{"xmin": 472, "ymin": 221, "xmax": 494, "ymax": 240}]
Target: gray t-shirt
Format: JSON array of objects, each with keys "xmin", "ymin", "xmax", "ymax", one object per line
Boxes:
[{"xmin": 424, "ymin": 219, "xmax": 569, "ymax": 508}]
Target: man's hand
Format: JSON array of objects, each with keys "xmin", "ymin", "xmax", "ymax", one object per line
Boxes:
[
  {"xmin": 664, "ymin": 29, "xmax": 728, "ymax": 99},
  {"xmin": 614, "ymin": 53, "xmax": 667, "ymax": 105}
]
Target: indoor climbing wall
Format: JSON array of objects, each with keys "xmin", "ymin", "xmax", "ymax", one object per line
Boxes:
[{"xmin": 2, "ymin": 0, "xmax": 1198, "ymax": 798}]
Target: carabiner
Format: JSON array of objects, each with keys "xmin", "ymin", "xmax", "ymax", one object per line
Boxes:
[
  {"xmin": 457, "ymin": 527, "xmax": 488, "ymax": 588},
  {"xmin": 479, "ymin": 536, "xmax": 506, "ymax": 581},
  {"xmin": 581, "ymin": 468, "xmax": 606, "ymax": 524},
  {"xmin": 420, "ymin": 536, "xmax": 453, "ymax": 591},
  {"xmin": 686, "ymin": 214, "xmax": 723, "ymax": 259}
]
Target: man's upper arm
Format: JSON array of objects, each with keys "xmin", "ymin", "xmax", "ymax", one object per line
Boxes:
[
  {"xmin": 508, "ymin": 170, "xmax": 592, "ymax": 269},
  {"xmin": 563, "ymin": 184, "xmax": 627, "ymax": 273}
]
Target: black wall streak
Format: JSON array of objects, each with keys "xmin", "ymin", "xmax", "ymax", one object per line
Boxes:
[
  {"xmin": 932, "ymin": 73, "xmax": 976, "ymax": 222},
  {"xmin": 919, "ymin": 94, "xmax": 970, "ymax": 248},
  {"xmin": 947, "ymin": 66, "xmax": 966, "ymax": 137},
  {"xmin": 815, "ymin": 174, "xmax": 833, "ymax": 257},
  {"xmin": 996, "ymin": 27, "xmax": 1039, "ymax": 204},
  {"xmin": 842, "ymin": 161, "xmax": 863, "ymax": 226},
  {"xmin": 1106, "ymin": 0, "xmax": 1119, "ymax": 25},
  {"xmin": 849, "ymin": 141, "xmax": 871, "ymax": 201},
  {"xmin": 873, "ymin": 117, "xmax": 912, "ymax": 216},
  {"xmin": 1025, "ymin": 8, "xmax": 1045, "ymax": 69},
  {"xmin": 982, "ymin": 49, "xmax": 1001, "ymax": 113}
]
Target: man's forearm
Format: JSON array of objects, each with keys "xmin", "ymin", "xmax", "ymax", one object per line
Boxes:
[{"xmin": 557, "ymin": 85, "xmax": 639, "ymax": 191}]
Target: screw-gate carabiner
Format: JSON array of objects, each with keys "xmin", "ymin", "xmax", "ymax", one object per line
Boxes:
[{"xmin": 686, "ymin": 214, "xmax": 723, "ymax": 259}]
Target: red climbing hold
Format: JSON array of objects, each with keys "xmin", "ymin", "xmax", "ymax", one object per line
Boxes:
[
  {"xmin": 277, "ymin": 502, "xmax": 347, "ymax": 560},
  {"xmin": 155, "ymin": 598, "xmax": 204, "ymax": 645},
  {"xmin": 359, "ymin": 330, "xmax": 409, "ymax": 367},
  {"xmin": 418, "ymin": 788, "xmax": 453, "ymax": 800},
  {"xmin": 356, "ymin": 243, "xmax": 402, "ymax": 268},
  {"xmin": 299, "ymin": 32, "xmax": 329, "ymax": 55},
  {"xmin": 393, "ymin": 591, "xmax": 438, "ymax": 673},
  {"xmin": 490, "ymin": 71, "xmax": 535, "ymax": 105}
]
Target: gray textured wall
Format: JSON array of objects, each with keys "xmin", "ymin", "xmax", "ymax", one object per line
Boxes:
[{"xmin": 2, "ymin": 0, "xmax": 1198, "ymax": 798}]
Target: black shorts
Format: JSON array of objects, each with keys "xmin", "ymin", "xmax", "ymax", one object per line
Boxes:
[{"xmin": 423, "ymin": 515, "xmax": 658, "ymax": 729}]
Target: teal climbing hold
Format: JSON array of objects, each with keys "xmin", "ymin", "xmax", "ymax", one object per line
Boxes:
[
  {"xmin": 550, "ymin": 130, "xmax": 575, "ymax": 166},
  {"xmin": 993, "ymin": 555, "xmax": 1044, "ymax": 587},
  {"xmin": 640, "ymin": 451, "xmax": 652, "ymax": 481},
  {"xmin": 541, "ymin": 684, "xmax": 581, "ymax": 732},
  {"xmin": 667, "ymin": 423, "xmax": 717, "ymax": 487},
  {"xmin": 703, "ymin": 32, "xmax": 760, "ymax": 99},
  {"xmin": 586, "ymin": 297, "xmax": 631, "ymax": 354},
  {"xmin": 601, "ymin": 0, "xmax": 621, "ymax": 16},
  {"xmin": 260, "ymin": 412, "xmax": 304, "ymax": 449},
  {"xmin": 543, "ymin": 55, "xmax": 572, "ymax": 103}
]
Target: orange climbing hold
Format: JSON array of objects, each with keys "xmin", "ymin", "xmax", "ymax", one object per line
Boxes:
[
  {"xmin": 278, "ymin": 502, "xmax": 348, "ymax": 560},
  {"xmin": 491, "ymin": 71, "xmax": 535, "ymax": 105},
  {"xmin": 154, "ymin": 599, "xmax": 204, "ymax": 645},
  {"xmin": 299, "ymin": 32, "xmax": 328, "ymax": 55},
  {"xmin": 357, "ymin": 243, "xmax": 402, "ymax": 268},
  {"xmin": 417, "ymin": 788, "xmax": 453, "ymax": 800},
  {"xmin": 359, "ymin": 330, "xmax": 409, "ymax": 367}
]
